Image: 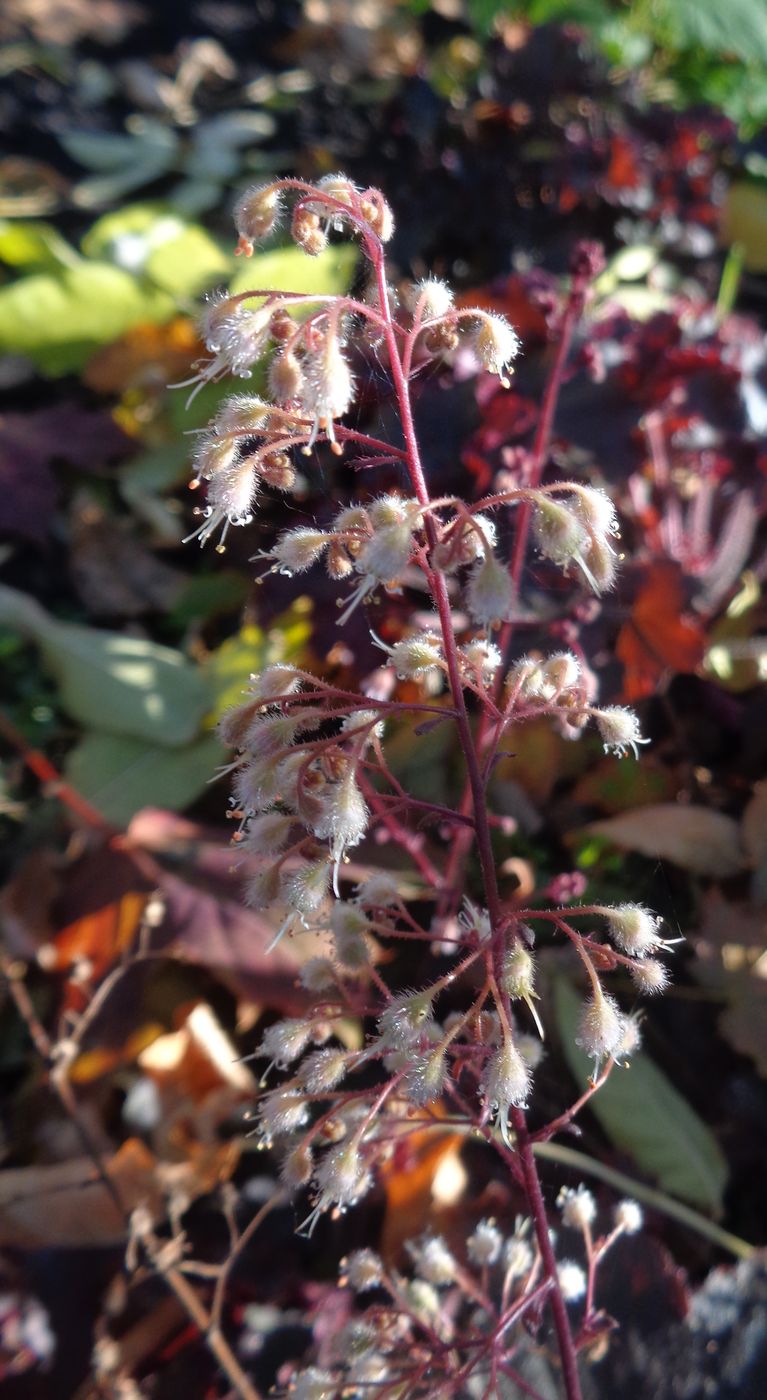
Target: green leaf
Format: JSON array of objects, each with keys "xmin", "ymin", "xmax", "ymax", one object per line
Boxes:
[
  {"xmin": 65, "ymin": 731, "xmax": 225, "ymax": 826},
  {"xmin": 228, "ymin": 241, "xmax": 358, "ymax": 299},
  {"xmin": 553, "ymin": 976, "xmax": 728, "ymax": 1211},
  {"xmin": 657, "ymin": 0, "xmax": 767, "ymax": 64},
  {"xmin": 205, "ymin": 600, "xmax": 313, "ymax": 724},
  {"xmin": 82, "ymin": 203, "xmax": 229, "ymax": 297},
  {"xmin": 0, "ymin": 585, "xmax": 210, "ymax": 746},
  {"xmin": 0, "ymin": 219, "xmax": 78, "ymax": 271},
  {"xmin": 0, "ymin": 262, "xmax": 174, "ymax": 375}
]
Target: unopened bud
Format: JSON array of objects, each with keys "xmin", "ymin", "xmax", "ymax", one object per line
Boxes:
[
  {"xmin": 344, "ymin": 1249, "xmax": 384, "ymax": 1292},
  {"xmin": 473, "ymin": 312, "xmax": 521, "ymax": 382},
  {"xmin": 271, "ymin": 527, "xmax": 328, "ymax": 574},
  {"xmin": 269, "ymin": 349, "xmax": 304, "ymax": 404},
  {"xmin": 292, "ymin": 207, "xmax": 328, "ymax": 256},
  {"xmin": 388, "ymin": 634, "xmax": 444, "ymax": 679},
  {"xmin": 360, "ymin": 188, "xmax": 394, "ymax": 241},
  {"xmin": 629, "ymin": 958, "xmax": 669, "ymax": 995},
  {"xmin": 531, "ymin": 495, "xmax": 586, "ymax": 567},
  {"xmin": 405, "ymin": 277, "xmax": 454, "ymax": 320},
  {"xmin": 558, "ymin": 1185, "xmax": 596, "ymax": 1230},
  {"xmin": 234, "ymin": 183, "xmax": 282, "ymax": 254},
  {"xmin": 465, "ymin": 551, "xmax": 513, "ymax": 628},
  {"xmin": 501, "ymin": 943, "xmax": 536, "ymax": 1001}
]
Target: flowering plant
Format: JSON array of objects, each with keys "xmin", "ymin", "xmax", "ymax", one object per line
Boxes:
[{"xmin": 188, "ymin": 175, "xmax": 673, "ymax": 1400}]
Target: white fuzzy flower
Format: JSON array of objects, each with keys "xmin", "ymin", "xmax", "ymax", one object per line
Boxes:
[
  {"xmin": 483, "ymin": 1038, "xmax": 532, "ymax": 1140},
  {"xmin": 591, "ymin": 706, "xmax": 649, "ymax": 758},
  {"xmin": 467, "ymin": 1219, "xmax": 503, "ymax": 1267},
  {"xmin": 406, "ymin": 1234, "xmax": 456, "ymax": 1286},
  {"xmin": 558, "ymin": 1186, "xmax": 597, "ymax": 1230},
  {"xmin": 465, "ymin": 551, "xmax": 513, "ymax": 628},
  {"xmin": 614, "ymin": 1200, "xmax": 643, "ymax": 1234},
  {"xmin": 473, "ymin": 312, "xmax": 521, "ymax": 381},
  {"xmin": 344, "ymin": 1248, "xmax": 384, "ymax": 1292},
  {"xmin": 575, "ymin": 991, "xmax": 626, "ymax": 1065},
  {"xmin": 557, "ymin": 1260, "xmax": 587, "ymax": 1303},
  {"xmin": 603, "ymin": 903, "xmax": 663, "ymax": 956}
]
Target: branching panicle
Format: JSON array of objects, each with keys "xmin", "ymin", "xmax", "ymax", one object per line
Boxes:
[{"xmin": 185, "ymin": 175, "xmax": 671, "ymax": 1400}]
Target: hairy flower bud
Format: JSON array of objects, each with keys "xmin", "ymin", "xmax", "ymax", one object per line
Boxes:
[
  {"xmin": 629, "ymin": 958, "xmax": 670, "ymax": 994},
  {"xmin": 282, "ymin": 858, "xmax": 331, "ymax": 916},
  {"xmin": 300, "ymin": 334, "xmax": 354, "ymax": 446},
  {"xmin": 575, "ymin": 990, "xmax": 625, "ymax": 1065},
  {"xmin": 234, "ymin": 183, "xmax": 282, "ymax": 254},
  {"xmin": 401, "ymin": 1044, "xmax": 448, "ymax": 1105},
  {"xmin": 541, "ymin": 651, "xmax": 581, "ymax": 695},
  {"xmin": 405, "ymin": 277, "xmax": 455, "ymax": 320},
  {"xmin": 213, "ymin": 394, "xmax": 272, "ymax": 440},
  {"xmin": 465, "ymin": 551, "xmax": 513, "ymax": 628},
  {"xmin": 292, "ymin": 207, "xmax": 328, "ymax": 257},
  {"xmin": 260, "ymin": 1016, "xmax": 313, "ymax": 1068},
  {"xmin": 313, "ymin": 1140, "xmax": 371, "ymax": 1212},
  {"xmin": 557, "ymin": 1260, "xmax": 587, "ymax": 1303},
  {"xmin": 387, "ymin": 633, "xmax": 444, "ymax": 680},
  {"xmin": 501, "ymin": 943, "xmax": 536, "ymax": 1002},
  {"xmin": 269, "ymin": 348, "xmax": 304, "ymax": 404},
  {"xmin": 300, "ymin": 1048, "xmax": 349, "ymax": 1092},
  {"xmin": 572, "ymin": 485, "xmax": 619, "ymax": 538},
  {"xmin": 591, "ymin": 706, "xmax": 648, "ymax": 758},
  {"xmin": 290, "ymin": 1365, "xmax": 337, "ymax": 1400},
  {"xmin": 242, "ymin": 812, "xmax": 294, "ymax": 855},
  {"xmin": 359, "ymin": 188, "xmax": 394, "ymax": 241},
  {"xmin": 354, "ymin": 872, "xmax": 402, "ymax": 907},
  {"xmin": 603, "ymin": 904, "xmax": 663, "ymax": 957},
  {"xmin": 473, "ymin": 313, "xmax": 521, "ymax": 382},
  {"xmin": 531, "ymin": 496, "xmax": 586, "ymax": 568},
  {"xmin": 258, "ymin": 1089, "xmax": 310, "ymax": 1140},
  {"xmin": 269, "ymin": 527, "xmax": 329, "ymax": 575},
  {"xmin": 614, "ymin": 1199, "xmax": 643, "ymax": 1234},
  {"xmin": 483, "ymin": 1038, "xmax": 533, "ymax": 1127},
  {"xmin": 378, "ymin": 990, "xmax": 435, "ymax": 1048},
  {"xmin": 459, "ymin": 638, "xmax": 502, "ymax": 685}
]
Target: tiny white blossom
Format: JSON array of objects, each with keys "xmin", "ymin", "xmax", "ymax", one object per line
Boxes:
[
  {"xmin": 557, "ymin": 1260, "xmax": 587, "ymax": 1303},
  {"xmin": 614, "ymin": 1200, "xmax": 643, "ymax": 1234},
  {"xmin": 558, "ymin": 1186, "xmax": 597, "ymax": 1230},
  {"xmin": 344, "ymin": 1249, "xmax": 384, "ymax": 1291},
  {"xmin": 406, "ymin": 1234, "xmax": 457, "ymax": 1286},
  {"xmin": 467, "ymin": 1219, "xmax": 503, "ymax": 1267}
]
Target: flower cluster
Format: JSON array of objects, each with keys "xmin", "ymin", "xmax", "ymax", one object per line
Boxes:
[
  {"xmin": 185, "ymin": 175, "xmax": 672, "ymax": 1400},
  {"xmin": 281, "ymin": 1192, "xmax": 643, "ymax": 1398}
]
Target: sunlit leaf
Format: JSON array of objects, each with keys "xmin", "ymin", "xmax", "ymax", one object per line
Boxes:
[
  {"xmin": 0, "ymin": 218, "xmax": 78, "ymax": 271},
  {"xmin": 0, "ymin": 585, "xmax": 210, "ymax": 746},
  {"xmin": 82, "ymin": 203, "xmax": 229, "ymax": 295},
  {"xmin": 0, "ymin": 261, "xmax": 175, "ymax": 375},
  {"xmin": 228, "ymin": 241, "xmax": 358, "ymax": 299}
]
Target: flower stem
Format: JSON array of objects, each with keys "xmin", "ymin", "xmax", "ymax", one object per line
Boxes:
[{"xmin": 375, "ymin": 247, "xmax": 583, "ymax": 1400}]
